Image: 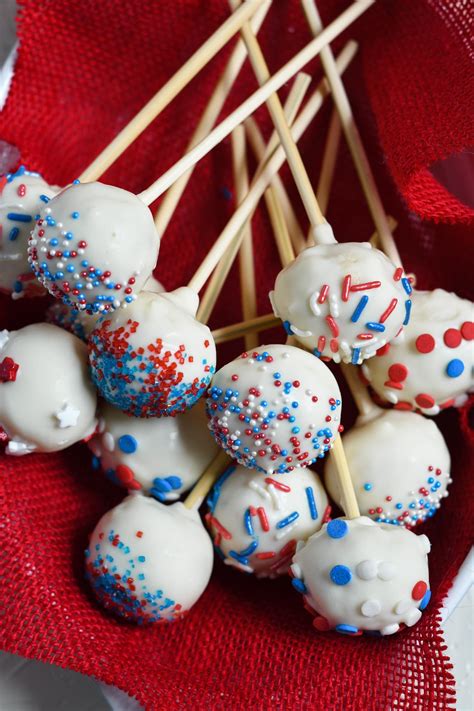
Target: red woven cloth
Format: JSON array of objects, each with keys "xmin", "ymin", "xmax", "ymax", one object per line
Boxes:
[{"xmin": 0, "ymin": 1, "xmax": 473, "ymax": 708}]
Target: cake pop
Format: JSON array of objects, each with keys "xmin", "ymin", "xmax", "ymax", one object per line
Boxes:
[
  {"xmin": 0, "ymin": 323, "xmax": 97, "ymax": 454},
  {"xmin": 270, "ymin": 239, "xmax": 412, "ymax": 365},
  {"xmin": 206, "ymin": 344, "xmax": 342, "ymax": 474},
  {"xmin": 46, "ymin": 274, "xmax": 164, "ymax": 342},
  {"xmin": 206, "ymin": 463, "xmax": 330, "ymax": 577},
  {"xmin": 88, "ymin": 399, "xmax": 218, "ymax": 497},
  {"xmin": 291, "ymin": 516, "xmax": 431, "ymax": 636},
  {"xmin": 28, "ymin": 181, "xmax": 160, "ymax": 314},
  {"xmin": 362, "ymin": 289, "xmax": 473, "ymax": 415},
  {"xmin": 85, "ymin": 494, "xmax": 213, "ymax": 624},
  {"xmin": 0, "ymin": 166, "xmax": 58, "ymax": 298},
  {"xmin": 324, "ymin": 408, "xmax": 451, "ymax": 527},
  {"xmin": 88, "ymin": 287, "xmax": 216, "ymax": 417}
]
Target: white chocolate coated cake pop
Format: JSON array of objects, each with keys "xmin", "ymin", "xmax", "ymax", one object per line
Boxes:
[
  {"xmin": 291, "ymin": 516, "xmax": 431, "ymax": 636},
  {"xmin": 85, "ymin": 494, "xmax": 214, "ymax": 624},
  {"xmin": 89, "ymin": 287, "xmax": 216, "ymax": 417},
  {"xmin": 45, "ymin": 274, "xmax": 165, "ymax": 342},
  {"xmin": 324, "ymin": 409, "xmax": 451, "ymax": 527},
  {"xmin": 0, "ymin": 166, "xmax": 58, "ymax": 298},
  {"xmin": 270, "ymin": 242, "xmax": 412, "ymax": 365},
  {"xmin": 88, "ymin": 400, "xmax": 218, "ymax": 497},
  {"xmin": 28, "ymin": 181, "xmax": 160, "ymax": 314},
  {"xmin": 206, "ymin": 344, "xmax": 342, "ymax": 474},
  {"xmin": 206, "ymin": 464, "xmax": 330, "ymax": 577},
  {"xmin": 362, "ymin": 289, "xmax": 473, "ymax": 415},
  {"xmin": 0, "ymin": 323, "xmax": 97, "ymax": 454}
]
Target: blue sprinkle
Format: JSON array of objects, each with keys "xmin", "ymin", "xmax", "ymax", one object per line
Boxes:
[
  {"xmin": 91, "ymin": 456, "xmax": 100, "ymax": 471},
  {"xmin": 8, "ymin": 227, "xmax": 19, "ymax": 241},
  {"xmin": 282, "ymin": 320, "xmax": 293, "ymax": 335},
  {"xmin": 166, "ymin": 475, "xmax": 182, "ymax": 490},
  {"xmin": 365, "ymin": 322, "xmax": 385, "ymax": 332},
  {"xmin": 7, "ymin": 212, "xmax": 32, "ymax": 223},
  {"xmin": 239, "ymin": 540, "xmax": 258, "ymax": 557},
  {"xmin": 138, "ymin": 555, "xmax": 146, "ymax": 563},
  {"xmin": 244, "ymin": 508, "xmax": 254, "ymax": 536},
  {"xmin": 72, "ymin": 211, "xmax": 80, "ymax": 219},
  {"xmin": 336, "ymin": 624, "xmax": 359, "ymax": 635},
  {"xmin": 330, "ymin": 565, "xmax": 352, "ymax": 585},
  {"xmin": 403, "ymin": 299, "xmax": 412, "ymax": 325},
  {"xmin": 401, "ymin": 277, "xmax": 412, "ymax": 295},
  {"xmin": 351, "ymin": 348, "xmax": 361, "ymax": 365},
  {"xmin": 305, "ymin": 486, "xmax": 318, "ymax": 520},
  {"xmin": 152, "ymin": 477, "xmax": 172, "ymax": 493},
  {"xmin": 228, "ymin": 550, "xmax": 249, "ymax": 566},
  {"xmin": 291, "ymin": 578, "xmax": 307, "ymax": 594},
  {"xmin": 446, "ymin": 359, "xmax": 464, "ymax": 378},
  {"xmin": 118, "ymin": 434, "xmax": 138, "ymax": 453},
  {"xmin": 350, "ymin": 295, "xmax": 369, "ymax": 323},
  {"xmin": 276, "ymin": 511, "xmax": 299, "ymax": 529},
  {"xmin": 419, "ymin": 589, "xmax": 431, "ymax": 611},
  {"xmin": 39, "ymin": 194, "xmax": 50, "ymax": 203},
  {"xmin": 364, "ymin": 483, "xmax": 373, "ymax": 491},
  {"xmin": 327, "ymin": 519, "xmax": 348, "ymax": 539}
]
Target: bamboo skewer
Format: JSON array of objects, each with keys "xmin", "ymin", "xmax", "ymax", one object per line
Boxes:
[
  {"xmin": 153, "ymin": 1, "xmax": 272, "ymax": 236},
  {"xmin": 183, "ymin": 450, "xmax": 231, "ymax": 510},
  {"xmin": 79, "ymin": 0, "xmax": 265, "ymax": 182},
  {"xmin": 188, "ymin": 40, "xmax": 358, "ymax": 295},
  {"xmin": 301, "ymin": 0, "xmax": 403, "ymax": 266},
  {"xmin": 137, "ymin": 1, "xmax": 374, "ymax": 206},
  {"xmin": 232, "ymin": 125, "xmax": 258, "ymax": 350},
  {"xmin": 231, "ymin": 0, "xmax": 325, "ymax": 228},
  {"xmin": 196, "ymin": 71, "xmax": 314, "ymax": 323},
  {"xmin": 212, "ymin": 313, "xmax": 280, "ymax": 344},
  {"xmin": 316, "ymin": 107, "xmax": 342, "ymax": 216}
]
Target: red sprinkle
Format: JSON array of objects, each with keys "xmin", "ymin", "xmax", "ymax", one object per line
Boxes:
[
  {"xmin": 415, "ymin": 393, "xmax": 436, "ymax": 409},
  {"xmin": 0, "ymin": 357, "xmax": 19, "ymax": 383},
  {"xmin": 415, "ymin": 333, "xmax": 435, "ymax": 353},
  {"xmin": 461, "ymin": 321, "xmax": 474, "ymax": 341},
  {"xmin": 393, "ymin": 267, "xmax": 403, "ymax": 281},
  {"xmin": 350, "ymin": 281, "xmax": 381, "ymax": 292},
  {"xmin": 379, "ymin": 298, "xmax": 398, "ymax": 324},
  {"xmin": 412, "ymin": 581, "xmax": 428, "ymax": 601},
  {"xmin": 257, "ymin": 507, "xmax": 270, "ymax": 532},
  {"xmin": 325, "ymin": 315, "xmax": 339, "ymax": 337},
  {"xmin": 443, "ymin": 328, "xmax": 462, "ymax": 348},
  {"xmin": 388, "ymin": 363, "xmax": 408, "ymax": 382},
  {"xmin": 341, "ymin": 275, "xmax": 351, "ymax": 302},
  {"xmin": 265, "ymin": 477, "xmax": 291, "ymax": 492},
  {"xmin": 318, "ymin": 285, "xmax": 329, "ymax": 303}
]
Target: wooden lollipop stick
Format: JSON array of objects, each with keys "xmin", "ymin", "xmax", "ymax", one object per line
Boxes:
[
  {"xmin": 370, "ymin": 216, "xmax": 398, "ymax": 249},
  {"xmin": 184, "ymin": 450, "xmax": 231, "ymax": 510},
  {"xmin": 245, "ymin": 116, "xmax": 306, "ymax": 255},
  {"xmin": 189, "ymin": 40, "xmax": 358, "ymax": 295},
  {"xmin": 340, "ymin": 363, "xmax": 378, "ymax": 419},
  {"xmin": 231, "ymin": 0, "xmax": 325, "ymax": 229},
  {"xmin": 80, "ymin": 0, "xmax": 265, "ymax": 182},
  {"xmin": 153, "ymin": 1, "xmax": 271, "ymax": 236},
  {"xmin": 301, "ymin": 0, "xmax": 403, "ymax": 266},
  {"xmin": 137, "ymin": 1, "xmax": 373, "ymax": 206},
  {"xmin": 196, "ymin": 71, "xmax": 313, "ymax": 323},
  {"xmin": 232, "ymin": 125, "xmax": 258, "ymax": 350},
  {"xmin": 316, "ymin": 106, "xmax": 342, "ymax": 216},
  {"xmin": 212, "ymin": 313, "xmax": 280, "ymax": 344},
  {"xmin": 331, "ymin": 436, "xmax": 360, "ymax": 518}
]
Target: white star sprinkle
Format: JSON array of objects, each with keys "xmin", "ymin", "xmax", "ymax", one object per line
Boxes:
[
  {"xmin": 56, "ymin": 403, "xmax": 80, "ymax": 428},
  {"xmin": 0, "ymin": 330, "xmax": 10, "ymax": 349}
]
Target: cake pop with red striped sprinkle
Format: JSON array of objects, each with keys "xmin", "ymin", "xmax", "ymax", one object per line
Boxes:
[
  {"xmin": 206, "ymin": 463, "xmax": 329, "ymax": 577},
  {"xmin": 206, "ymin": 344, "xmax": 342, "ymax": 474},
  {"xmin": 324, "ymin": 408, "xmax": 451, "ymax": 527},
  {"xmin": 89, "ymin": 287, "xmax": 216, "ymax": 417},
  {"xmin": 0, "ymin": 166, "xmax": 58, "ymax": 298},
  {"xmin": 362, "ymin": 289, "xmax": 473, "ymax": 415},
  {"xmin": 291, "ymin": 516, "xmax": 431, "ymax": 636},
  {"xmin": 270, "ymin": 238, "xmax": 412, "ymax": 365}
]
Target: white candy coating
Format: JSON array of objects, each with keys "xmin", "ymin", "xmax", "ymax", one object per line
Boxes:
[
  {"xmin": 0, "ymin": 167, "xmax": 58, "ymax": 297},
  {"xmin": 88, "ymin": 399, "xmax": 218, "ymax": 497},
  {"xmin": 88, "ymin": 287, "xmax": 216, "ymax": 417},
  {"xmin": 45, "ymin": 274, "xmax": 165, "ymax": 342},
  {"xmin": 85, "ymin": 495, "xmax": 214, "ymax": 624},
  {"xmin": 0, "ymin": 323, "xmax": 97, "ymax": 454},
  {"xmin": 28, "ymin": 182, "xmax": 160, "ymax": 314},
  {"xmin": 207, "ymin": 464, "xmax": 329, "ymax": 577},
  {"xmin": 362, "ymin": 289, "xmax": 473, "ymax": 415},
  {"xmin": 292, "ymin": 516, "xmax": 431, "ymax": 635},
  {"xmin": 270, "ymin": 242, "xmax": 412, "ymax": 364},
  {"xmin": 324, "ymin": 409, "xmax": 451, "ymax": 527},
  {"xmin": 206, "ymin": 344, "xmax": 342, "ymax": 474}
]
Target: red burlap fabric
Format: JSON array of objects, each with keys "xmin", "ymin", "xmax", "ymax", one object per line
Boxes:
[{"xmin": 0, "ymin": 1, "xmax": 473, "ymax": 708}]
